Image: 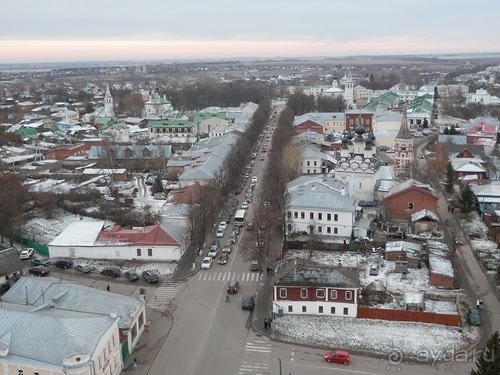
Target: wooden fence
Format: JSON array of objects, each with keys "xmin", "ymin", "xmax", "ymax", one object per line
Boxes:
[{"xmin": 357, "ymin": 307, "xmax": 461, "ymax": 327}]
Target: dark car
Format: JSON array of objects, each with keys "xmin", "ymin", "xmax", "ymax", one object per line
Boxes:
[
  {"xmin": 54, "ymin": 259, "xmax": 73, "ymax": 269},
  {"xmin": 468, "ymin": 308, "xmax": 480, "ymax": 325},
  {"xmin": 101, "ymin": 266, "xmax": 121, "ymax": 277},
  {"xmin": 31, "ymin": 259, "xmax": 50, "ymax": 267},
  {"xmin": 242, "ymin": 295, "xmax": 255, "ymax": 310},
  {"xmin": 250, "ymin": 259, "xmax": 260, "ymax": 272},
  {"xmin": 125, "ymin": 270, "xmax": 139, "ymax": 281},
  {"xmin": 218, "ymin": 254, "xmax": 229, "ymax": 265},
  {"xmin": 227, "ymin": 281, "xmax": 240, "ymax": 294},
  {"xmin": 29, "ymin": 265, "xmax": 50, "ymax": 276},
  {"xmin": 142, "ymin": 270, "xmax": 160, "ymax": 283},
  {"xmin": 0, "ymin": 283, "xmax": 10, "ymax": 295}
]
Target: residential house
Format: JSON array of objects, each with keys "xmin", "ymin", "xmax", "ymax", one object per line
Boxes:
[
  {"xmin": 427, "ymin": 241, "xmax": 454, "ymax": 288},
  {"xmin": 472, "ymin": 181, "xmax": 500, "ymax": 213},
  {"xmin": 298, "ymin": 144, "xmax": 332, "ymax": 174},
  {"xmin": 449, "ymin": 157, "xmax": 489, "ymax": 185},
  {"xmin": 1, "ymin": 276, "xmax": 147, "ymax": 374},
  {"xmin": 273, "ymin": 258, "xmax": 360, "ymax": 317},
  {"xmin": 466, "ymin": 89, "xmax": 500, "ymax": 105},
  {"xmin": 147, "ymin": 119, "xmax": 197, "ymax": 144},
  {"xmin": 286, "ymin": 175, "xmax": 357, "ymax": 240},
  {"xmin": 293, "ymin": 114, "xmax": 324, "ymax": 135},
  {"xmin": 384, "ymin": 179, "xmax": 438, "ymax": 220},
  {"xmin": 410, "ymin": 209, "xmax": 440, "ymax": 234},
  {"xmin": 48, "ymin": 221, "xmax": 183, "ymax": 261}
]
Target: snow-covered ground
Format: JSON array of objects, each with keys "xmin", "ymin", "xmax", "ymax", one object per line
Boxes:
[{"xmin": 273, "ymin": 315, "xmax": 478, "ymax": 360}]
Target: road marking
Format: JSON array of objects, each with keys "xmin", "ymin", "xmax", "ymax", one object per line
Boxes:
[
  {"xmin": 197, "ymin": 272, "xmax": 259, "ymax": 282},
  {"xmin": 238, "ymin": 335, "xmax": 273, "ymax": 374},
  {"xmin": 147, "ymin": 281, "xmax": 183, "ymax": 311}
]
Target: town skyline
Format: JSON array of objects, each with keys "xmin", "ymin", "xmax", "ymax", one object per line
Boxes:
[{"xmin": 2, "ymin": 0, "xmax": 500, "ymax": 64}]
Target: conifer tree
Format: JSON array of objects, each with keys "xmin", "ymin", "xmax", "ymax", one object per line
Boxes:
[
  {"xmin": 458, "ymin": 184, "xmax": 477, "ymax": 214},
  {"xmin": 445, "ymin": 162, "xmax": 454, "ymax": 193},
  {"xmin": 471, "ymin": 331, "xmax": 500, "ymax": 375}
]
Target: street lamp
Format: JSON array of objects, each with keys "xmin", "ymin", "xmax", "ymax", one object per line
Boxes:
[{"xmin": 278, "ymin": 358, "xmax": 282, "ymax": 375}]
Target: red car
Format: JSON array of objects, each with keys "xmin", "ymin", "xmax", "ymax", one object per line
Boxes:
[{"xmin": 324, "ymin": 350, "xmax": 350, "ymax": 365}]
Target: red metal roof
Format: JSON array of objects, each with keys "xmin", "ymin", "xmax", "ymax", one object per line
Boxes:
[{"xmin": 96, "ymin": 224, "xmax": 178, "ymax": 246}]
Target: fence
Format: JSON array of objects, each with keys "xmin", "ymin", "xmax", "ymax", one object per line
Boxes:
[
  {"xmin": 13, "ymin": 236, "xmax": 50, "ymax": 256},
  {"xmin": 357, "ymin": 307, "xmax": 461, "ymax": 327}
]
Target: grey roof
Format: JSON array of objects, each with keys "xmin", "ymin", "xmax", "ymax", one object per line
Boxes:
[
  {"xmin": 2, "ymin": 277, "xmax": 143, "ymax": 329},
  {"xmin": 88, "ymin": 145, "xmax": 172, "ymax": 159},
  {"xmin": 0, "ymin": 302, "xmax": 117, "ymax": 367},
  {"xmin": 275, "ymin": 258, "xmax": 360, "ymax": 288},
  {"xmin": 0, "ymin": 247, "xmax": 25, "ymax": 277},
  {"xmin": 287, "ymin": 179, "xmax": 357, "ymax": 211},
  {"xmin": 287, "ymin": 175, "xmax": 348, "ymax": 194}
]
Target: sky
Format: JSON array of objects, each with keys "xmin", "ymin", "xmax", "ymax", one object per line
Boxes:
[{"xmin": 1, "ymin": 0, "xmax": 500, "ymax": 64}]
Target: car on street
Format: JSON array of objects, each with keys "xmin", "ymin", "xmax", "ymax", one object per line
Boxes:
[
  {"xmin": 54, "ymin": 259, "xmax": 73, "ymax": 269},
  {"xmin": 125, "ymin": 270, "xmax": 140, "ymax": 281},
  {"xmin": 468, "ymin": 308, "xmax": 480, "ymax": 325},
  {"xmin": 218, "ymin": 254, "xmax": 228, "ymax": 265},
  {"xmin": 241, "ymin": 295, "xmax": 255, "ymax": 310},
  {"xmin": 75, "ymin": 264, "xmax": 92, "ymax": 273},
  {"xmin": 19, "ymin": 248, "xmax": 35, "ymax": 259},
  {"xmin": 241, "ymin": 201, "xmax": 249, "ymax": 210},
  {"xmin": 216, "ymin": 227, "xmax": 225, "ymax": 238},
  {"xmin": 259, "ymin": 156, "xmax": 265, "ymax": 161},
  {"xmin": 142, "ymin": 270, "xmax": 160, "ymax": 283},
  {"xmin": 250, "ymin": 259, "xmax": 260, "ymax": 272},
  {"xmin": 369, "ymin": 265, "xmax": 379, "ymax": 276},
  {"xmin": 227, "ymin": 281, "xmax": 240, "ymax": 294},
  {"xmin": 201, "ymin": 256, "xmax": 213, "ymax": 269},
  {"xmin": 223, "ymin": 240, "xmax": 233, "ymax": 254},
  {"xmin": 455, "ymin": 237, "xmax": 464, "ymax": 245},
  {"xmin": 101, "ymin": 266, "xmax": 121, "ymax": 277},
  {"xmin": 324, "ymin": 350, "xmax": 351, "ymax": 365},
  {"xmin": 31, "ymin": 259, "xmax": 49, "ymax": 267},
  {"xmin": 28, "ymin": 265, "xmax": 50, "ymax": 276},
  {"xmin": 208, "ymin": 245, "xmax": 219, "ymax": 258},
  {"xmin": 228, "ymin": 232, "xmax": 237, "ymax": 244},
  {"xmin": 219, "ymin": 221, "xmax": 228, "ymax": 231}
]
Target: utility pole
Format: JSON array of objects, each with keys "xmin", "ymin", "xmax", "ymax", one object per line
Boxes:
[{"xmin": 278, "ymin": 358, "xmax": 282, "ymax": 375}]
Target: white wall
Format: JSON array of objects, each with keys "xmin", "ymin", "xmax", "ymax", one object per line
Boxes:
[
  {"xmin": 272, "ymin": 300, "xmax": 357, "ymax": 318},
  {"xmin": 49, "ymin": 244, "xmax": 182, "ymax": 261}
]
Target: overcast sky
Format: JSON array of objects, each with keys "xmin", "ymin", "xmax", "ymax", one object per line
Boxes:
[{"xmin": 1, "ymin": 0, "xmax": 499, "ymax": 63}]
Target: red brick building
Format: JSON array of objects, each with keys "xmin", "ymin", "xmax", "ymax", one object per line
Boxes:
[
  {"xmin": 384, "ymin": 179, "xmax": 438, "ymax": 220},
  {"xmin": 272, "ymin": 259, "xmax": 360, "ymax": 318},
  {"xmin": 345, "ymin": 110, "xmax": 374, "ymax": 132},
  {"xmin": 293, "ymin": 118, "xmax": 324, "ymax": 135}
]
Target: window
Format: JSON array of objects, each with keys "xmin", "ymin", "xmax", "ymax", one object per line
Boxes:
[
  {"xmin": 318, "ymin": 213, "xmax": 322, "ymax": 220},
  {"xmin": 334, "ymin": 214, "xmax": 338, "ymax": 221},
  {"xmin": 124, "ymin": 149, "xmax": 133, "ymax": 158},
  {"xmin": 327, "ymin": 213, "xmax": 331, "ymax": 221},
  {"xmin": 280, "ymin": 288, "xmax": 287, "ymax": 298},
  {"xmin": 294, "ymin": 211, "xmax": 298, "ymax": 219},
  {"xmin": 300, "ymin": 212, "xmax": 305, "ymax": 219},
  {"xmin": 18, "ymin": 371, "xmax": 23, "ymax": 375},
  {"xmin": 136, "ymin": 248, "xmax": 141, "ymax": 256},
  {"xmin": 148, "ymin": 248, "xmax": 153, "ymax": 256},
  {"xmin": 327, "ymin": 227, "xmax": 331, "ymax": 234},
  {"xmin": 345, "ymin": 291, "xmax": 352, "ymax": 300},
  {"xmin": 302, "ymin": 306, "xmax": 307, "ymax": 313},
  {"xmin": 307, "ymin": 161, "xmax": 310, "ymax": 166},
  {"xmin": 318, "ymin": 306, "xmax": 323, "ymax": 313},
  {"xmin": 288, "ymin": 305, "xmax": 293, "ymax": 312},
  {"xmin": 287, "ymin": 211, "xmax": 292, "ymax": 218},
  {"xmin": 343, "ymin": 307, "xmax": 349, "ymax": 315},
  {"xmin": 314, "ymin": 161, "xmax": 317, "ymax": 166},
  {"xmin": 331, "ymin": 306, "xmax": 336, "ymax": 314},
  {"xmin": 330, "ymin": 290, "xmax": 337, "ymax": 299},
  {"xmin": 316, "ymin": 289, "xmax": 325, "ymax": 298},
  {"xmin": 310, "ymin": 212, "xmax": 314, "ymax": 220},
  {"xmin": 408, "ymin": 202, "xmax": 414, "ymax": 210},
  {"xmin": 333, "ymin": 227, "xmax": 338, "ymax": 234},
  {"xmin": 317, "ymin": 226, "xmax": 322, "ymax": 233},
  {"xmin": 359, "ymin": 182, "xmax": 362, "ymax": 189},
  {"xmin": 300, "ymin": 288, "xmax": 308, "ymax": 298}
]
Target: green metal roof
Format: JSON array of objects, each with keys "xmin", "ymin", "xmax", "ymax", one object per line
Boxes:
[
  {"xmin": 363, "ymin": 91, "xmax": 399, "ymax": 111},
  {"xmin": 189, "ymin": 112, "xmax": 228, "ymax": 123},
  {"xmin": 148, "ymin": 120, "xmax": 195, "ymax": 128}
]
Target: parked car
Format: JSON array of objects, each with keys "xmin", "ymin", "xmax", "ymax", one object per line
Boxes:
[
  {"xmin": 142, "ymin": 270, "xmax": 160, "ymax": 283},
  {"xmin": 19, "ymin": 248, "xmax": 35, "ymax": 259},
  {"xmin": 227, "ymin": 281, "xmax": 240, "ymax": 294},
  {"xmin": 31, "ymin": 259, "xmax": 49, "ymax": 267},
  {"xmin": 54, "ymin": 259, "xmax": 73, "ymax": 269},
  {"xmin": 201, "ymin": 256, "xmax": 213, "ymax": 270},
  {"xmin": 219, "ymin": 221, "xmax": 228, "ymax": 231},
  {"xmin": 369, "ymin": 265, "xmax": 379, "ymax": 276},
  {"xmin": 251, "ymin": 176, "xmax": 258, "ymax": 184},
  {"xmin": 218, "ymin": 254, "xmax": 229, "ymax": 265},
  {"xmin": 75, "ymin": 264, "xmax": 92, "ymax": 273},
  {"xmin": 241, "ymin": 202, "xmax": 249, "ymax": 210},
  {"xmin": 250, "ymin": 259, "xmax": 260, "ymax": 272},
  {"xmin": 125, "ymin": 270, "xmax": 140, "ymax": 281},
  {"xmin": 29, "ymin": 265, "xmax": 50, "ymax": 277},
  {"xmin": 468, "ymin": 308, "xmax": 480, "ymax": 325},
  {"xmin": 101, "ymin": 266, "xmax": 121, "ymax": 278},
  {"xmin": 241, "ymin": 295, "xmax": 255, "ymax": 310},
  {"xmin": 324, "ymin": 350, "xmax": 351, "ymax": 365},
  {"xmin": 208, "ymin": 246, "xmax": 219, "ymax": 258},
  {"xmin": 259, "ymin": 156, "xmax": 265, "ymax": 161},
  {"xmin": 209, "ymin": 239, "xmax": 220, "ymax": 252}
]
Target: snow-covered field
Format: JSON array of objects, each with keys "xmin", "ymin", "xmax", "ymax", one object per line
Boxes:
[{"xmin": 274, "ymin": 315, "xmax": 477, "ymax": 360}]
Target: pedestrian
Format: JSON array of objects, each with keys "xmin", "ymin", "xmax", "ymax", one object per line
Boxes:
[
  {"xmin": 452, "ymin": 207, "xmax": 455, "ymax": 213},
  {"xmin": 264, "ymin": 318, "xmax": 268, "ymax": 330},
  {"xmin": 225, "ymin": 294, "xmax": 230, "ymax": 302},
  {"xmin": 106, "ymin": 284, "xmax": 110, "ymax": 292},
  {"xmin": 476, "ymin": 300, "xmax": 480, "ymax": 310},
  {"xmin": 268, "ymin": 317, "xmax": 272, "ymax": 329}
]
